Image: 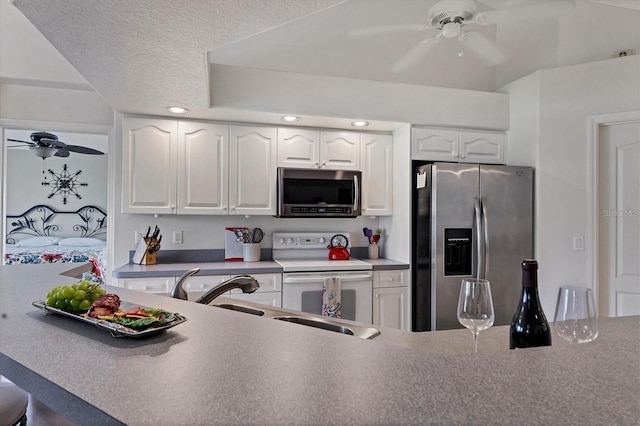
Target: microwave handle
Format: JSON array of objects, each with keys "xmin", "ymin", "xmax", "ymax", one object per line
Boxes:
[{"xmin": 353, "ymin": 174, "xmax": 360, "ymax": 213}]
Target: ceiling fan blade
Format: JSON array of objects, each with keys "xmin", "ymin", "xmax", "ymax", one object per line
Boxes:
[
  {"xmin": 54, "ymin": 149, "xmax": 71, "ymax": 158},
  {"xmin": 477, "ymin": 0, "xmax": 575, "ymax": 24},
  {"xmin": 7, "ymin": 138, "xmax": 36, "ymax": 146},
  {"xmin": 458, "ymin": 30, "xmax": 508, "ymax": 65},
  {"xmin": 390, "ymin": 37, "xmax": 440, "ymax": 73},
  {"xmin": 349, "ymin": 23, "xmax": 427, "ymax": 38},
  {"xmin": 39, "ymin": 138, "xmax": 67, "ymax": 149},
  {"xmin": 63, "ymin": 145, "xmax": 105, "ymax": 155}
]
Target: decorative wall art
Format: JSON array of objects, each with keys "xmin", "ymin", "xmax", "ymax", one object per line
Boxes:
[{"xmin": 42, "ymin": 164, "xmax": 88, "ymax": 204}]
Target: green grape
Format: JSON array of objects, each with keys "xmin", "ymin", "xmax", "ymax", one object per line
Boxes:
[
  {"xmin": 78, "ymin": 299, "xmax": 91, "ymax": 311},
  {"xmin": 62, "ymin": 286, "xmax": 75, "ymax": 299},
  {"xmin": 69, "ymin": 298, "xmax": 81, "ymax": 311},
  {"xmin": 45, "ymin": 281, "xmax": 107, "ymax": 312}
]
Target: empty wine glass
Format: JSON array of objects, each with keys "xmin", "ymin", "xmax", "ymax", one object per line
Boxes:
[
  {"xmin": 553, "ymin": 286, "xmax": 598, "ymax": 343},
  {"xmin": 457, "ymin": 278, "xmax": 495, "ymax": 353}
]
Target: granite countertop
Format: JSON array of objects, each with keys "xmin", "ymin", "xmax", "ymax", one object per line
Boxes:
[
  {"xmin": 1, "ymin": 263, "xmax": 638, "ymax": 425},
  {"xmin": 112, "ymin": 258, "xmax": 409, "ymax": 278}
]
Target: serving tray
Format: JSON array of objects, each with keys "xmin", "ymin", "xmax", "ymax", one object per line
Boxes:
[{"xmin": 32, "ymin": 300, "xmax": 187, "ymax": 338}]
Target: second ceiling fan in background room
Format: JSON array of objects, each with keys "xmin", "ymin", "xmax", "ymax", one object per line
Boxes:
[
  {"xmin": 7, "ymin": 131, "xmax": 105, "ymax": 159},
  {"xmin": 349, "ymin": 0, "xmax": 576, "ymax": 71}
]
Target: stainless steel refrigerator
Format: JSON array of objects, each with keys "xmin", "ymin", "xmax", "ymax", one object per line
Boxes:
[{"xmin": 411, "ymin": 162, "xmax": 534, "ymax": 331}]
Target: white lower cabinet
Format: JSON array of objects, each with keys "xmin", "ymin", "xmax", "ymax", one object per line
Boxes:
[
  {"xmin": 183, "ymin": 275, "xmax": 232, "ymax": 302},
  {"xmin": 184, "ymin": 273, "xmax": 281, "ymax": 307},
  {"xmin": 229, "ymin": 273, "xmax": 282, "ymax": 307},
  {"xmin": 114, "ymin": 273, "xmax": 281, "ymax": 308},
  {"xmin": 116, "ymin": 277, "xmax": 176, "ymax": 296},
  {"xmin": 372, "ymin": 270, "xmax": 409, "ymax": 331}
]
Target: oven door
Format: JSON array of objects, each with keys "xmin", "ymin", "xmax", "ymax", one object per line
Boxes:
[{"xmin": 282, "ymin": 270, "xmax": 373, "ymax": 324}]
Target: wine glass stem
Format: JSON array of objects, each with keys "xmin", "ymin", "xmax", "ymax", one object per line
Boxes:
[{"xmin": 473, "ymin": 332, "xmax": 479, "ymax": 353}]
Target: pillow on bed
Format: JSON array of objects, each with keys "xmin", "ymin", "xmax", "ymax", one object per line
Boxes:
[
  {"xmin": 14, "ymin": 236, "xmax": 62, "ymax": 247},
  {"xmin": 58, "ymin": 237, "xmax": 105, "ymax": 247}
]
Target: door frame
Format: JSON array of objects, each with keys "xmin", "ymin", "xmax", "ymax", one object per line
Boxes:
[
  {"xmin": 0, "ymin": 119, "xmax": 114, "ymax": 273},
  {"xmin": 587, "ymin": 110, "xmax": 640, "ymax": 313}
]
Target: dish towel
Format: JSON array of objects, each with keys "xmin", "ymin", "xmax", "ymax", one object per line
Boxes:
[{"xmin": 322, "ymin": 277, "xmax": 342, "ymax": 318}]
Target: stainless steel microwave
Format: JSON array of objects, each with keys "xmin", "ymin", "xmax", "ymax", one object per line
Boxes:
[{"xmin": 277, "ymin": 168, "xmax": 361, "ymax": 218}]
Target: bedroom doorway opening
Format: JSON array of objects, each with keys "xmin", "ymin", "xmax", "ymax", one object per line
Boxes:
[{"xmin": 2, "ymin": 127, "xmax": 109, "ymax": 275}]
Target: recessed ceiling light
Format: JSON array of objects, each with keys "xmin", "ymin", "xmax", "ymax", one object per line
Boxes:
[
  {"xmin": 351, "ymin": 121, "xmax": 369, "ymax": 127},
  {"xmin": 281, "ymin": 115, "xmax": 300, "ymax": 122},
  {"xmin": 166, "ymin": 106, "xmax": 189, "ymax": 114}
]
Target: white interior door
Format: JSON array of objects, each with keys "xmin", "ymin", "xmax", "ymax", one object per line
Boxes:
[{"xmin": 598, "ymin": 120, "xmax": 640, "ymax": 317}]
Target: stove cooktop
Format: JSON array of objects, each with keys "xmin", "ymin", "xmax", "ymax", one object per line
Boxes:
[{"xmin": 272, "ymin": 231, "xmax": 372, "ymax": 272}]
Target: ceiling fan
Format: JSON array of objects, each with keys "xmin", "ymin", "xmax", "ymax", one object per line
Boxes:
[
  {"xmin": 7, "ymin": 131, "xmax": 105, "ymax": 159},
  {"xmin": 350, "ymin": 0, "xmax": 575, "ymax": 72}
]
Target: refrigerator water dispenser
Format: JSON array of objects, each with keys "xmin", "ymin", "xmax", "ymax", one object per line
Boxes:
[{"xmin": 444, "ymin": 228, "xmax": 472, "ymax": 276}]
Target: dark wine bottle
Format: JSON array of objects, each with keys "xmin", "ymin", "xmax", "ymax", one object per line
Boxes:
[{"xmin": 509, "ymin": 259, "xmax": 552, "ymax": 349}]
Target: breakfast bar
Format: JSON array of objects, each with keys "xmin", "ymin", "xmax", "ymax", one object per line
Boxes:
[{"xmin": 1, "ymin": 263, "xmax": 638, "ymax": 425}]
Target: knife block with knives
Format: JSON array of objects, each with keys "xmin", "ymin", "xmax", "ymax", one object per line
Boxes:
[{"xmin": 132, "ymin": 225, "xmax": 162, "ymax": 265}]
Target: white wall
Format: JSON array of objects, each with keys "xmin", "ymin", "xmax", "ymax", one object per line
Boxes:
[
  {"xmin": 500, "ymin": 54, "xmax": 640, "ymax": 319},
  {"xmin": 5, "ymin": 130, "xmax": 108, "ymax": 216},
  {"xmin": 380, "ymin": 125, "xmax": 411, "ymax": 264}
]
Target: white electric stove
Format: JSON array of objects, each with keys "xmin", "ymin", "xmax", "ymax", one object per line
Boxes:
[{"xmin": 273, "ymin": 232, "xmax": 373, "ymax": 323}]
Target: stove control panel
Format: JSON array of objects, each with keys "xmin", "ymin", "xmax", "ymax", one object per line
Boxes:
[{"xmin": 272, "ymin": 232, "xmax": 351, "ymax": 250}]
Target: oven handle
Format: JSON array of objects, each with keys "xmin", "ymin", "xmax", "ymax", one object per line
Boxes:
[{"xmin": 283, "ymin": 273, "xmax": 373, "ymax": 284}]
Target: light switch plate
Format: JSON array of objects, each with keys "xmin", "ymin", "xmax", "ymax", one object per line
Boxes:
[
  {"xmin": 173, "ymin": 230, "xmax": 183, "ymax": 244},
  {"xmin": 573, "ymin": 236, "xmax": 584, "ymax": 250}
]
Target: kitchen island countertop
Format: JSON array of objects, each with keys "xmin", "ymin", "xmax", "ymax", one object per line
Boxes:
[{"xmin": 1, "ymin": 263, "xmax": 638, "ymax": 425}]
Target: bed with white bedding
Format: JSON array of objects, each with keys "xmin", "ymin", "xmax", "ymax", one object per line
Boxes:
[{"xmin": 4, "ymin": 205, "xmax": 107, "ymax": 280}]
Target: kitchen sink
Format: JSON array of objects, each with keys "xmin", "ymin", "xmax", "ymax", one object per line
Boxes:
[
  {"xmin": 273, "ymin": 315, "xmax": 355, "ymax": 336},
  {"xmin": 210, "ymin": 300, "xmax": 380, "ymax": 339},
  {"xmin": 213, "ymin": 303, "xmax": 265, "ymax": 316}
]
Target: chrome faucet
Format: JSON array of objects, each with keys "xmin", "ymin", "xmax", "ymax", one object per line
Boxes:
[{"xmin": 170, "ymin": 268, "xmax": 260, "ymax": 305}]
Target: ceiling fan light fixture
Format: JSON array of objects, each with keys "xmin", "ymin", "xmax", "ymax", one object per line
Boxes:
[
  {"xmin": 166, "ymin": 106, "xmax": 189, "ymax": 114},
  {"xmin": 442, "ymin": 21, "xmax": 461, "ymax": 38},
  {"xmin": 30, "ymin": 146, "xmax": 59, "ymax": 159}
]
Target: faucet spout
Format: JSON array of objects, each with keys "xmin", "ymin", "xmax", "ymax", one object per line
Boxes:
[
  {"xmin": 195, "ymin": 275, "xmax": 260, "ymax": 305},
  {"xmin": 170, "ymin": 268, "xmax": 260, "ymax": 305},
  {"xmin": 171, "ymin": 268, "xmax": 201, "ymax": 300}
]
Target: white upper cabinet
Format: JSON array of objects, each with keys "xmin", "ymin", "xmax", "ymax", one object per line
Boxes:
[
  {"xmin": 122, "ymin": 118, "xmax": 178, "ymax": 214},
  {"xmin": 229, "ymin": 125, "xmax": 277, "ymax": 216},
  {"xmin": 319, "ymin": 131, "xmax": 361, "ymax": 170},
  {"xmin": 277, "ymin": 128, "xmax": 320, "ymax": 168},
  {"xmin": 412, "ymin": 127, "xmax": 505, "ymax": 164},
  {"xmin": 123, "ymin": 117, "xmax": 229, "ymax": 215},
  {"xmin": 278, "ymin": 128, "xmax": 361, "ymax": 170},
  {"xmin": 361, "ymin": 133, "xmax": 393, "ymax": 216},
  {"xmin": 411, "ymin": 128, "xmax": 459, "ymax": 162},
  {"xmin": 177, "ymin": 122, "xmax": 229, "ymax": 215},
  {"xmin": 458, "ymin": 131, "xmax": 506, "ymax": 164}
]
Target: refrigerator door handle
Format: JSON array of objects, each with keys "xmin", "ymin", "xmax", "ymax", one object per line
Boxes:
[
  {"xmin": 474, "ymin": 198, "xmax": 485, "ymax": 279},
  {"xmin": 481, "ymin": 198, "xmax": 489, "ymax": 279}
]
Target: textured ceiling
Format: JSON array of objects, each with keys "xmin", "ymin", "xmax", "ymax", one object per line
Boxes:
[{"xmin": 9, "ymin": 0, "xmax": 640, "ymax": 130}]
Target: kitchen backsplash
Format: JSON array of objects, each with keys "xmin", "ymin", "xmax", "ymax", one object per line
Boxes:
[
  {"xmin": 113, "ymin": 211, "xmax": 384, "ymax": 269},
  {"xmin": 128, "ymin": 246, "xmax": 370, "ymax": 264}
]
